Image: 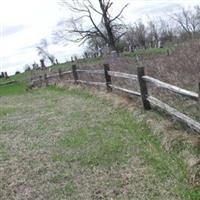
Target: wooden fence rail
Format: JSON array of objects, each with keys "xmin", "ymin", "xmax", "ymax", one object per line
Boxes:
[
  {"xmin": 143, "ymin": 75, "xmax": 199, "ymax": 101},
  {"xmin": 110, "ymin": 85, "xmax": 141, "ymax": 97},
  {"xmin": 77, "ymin": 69, "xmax": 104, "ymax": 75},
  {"xmin": 108, "ymin": 71, "xmax": 138, "ymax": 80},
  {"xmin": 32, "ymin": 64, "xmax": 200, "ymax": 134},
  {"xmin": 148, "ymin": 96, "xmax": 200, "ymax": 133}
]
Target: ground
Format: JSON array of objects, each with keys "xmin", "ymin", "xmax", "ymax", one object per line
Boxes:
[{"xmin": 0, "ymin": 85, "xmax": 199, "ymax": 200}]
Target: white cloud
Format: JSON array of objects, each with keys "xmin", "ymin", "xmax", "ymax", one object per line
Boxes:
[{"xmin": 0, "ymin": 0, "xmax": 200, "ymax": 75}]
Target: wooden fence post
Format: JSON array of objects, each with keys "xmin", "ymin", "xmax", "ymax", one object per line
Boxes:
[
  {"xmin": 39, "ymin": 75, "xmax": 43, "ymax": 87},
  {"xmin": 72, "ymin": 64, "xmax": 78, "ymax": 84},
  {"xmin": 44, "ymin": 74, "xmax": 48, "ymax": 87},
  {"xmin": 137, "ymin": 66, "xmax": 151, "ymax": 110},
  {"xmin": 4, "ymin": 72, "xmax": 9, "ymax": 79},
  {"xmin": 104, "ymin": 64, "xmax": 112, "ymax": 92},
  {"xmin": 58, "ymin": 69, "xmax": 62, "ymax": 79}
]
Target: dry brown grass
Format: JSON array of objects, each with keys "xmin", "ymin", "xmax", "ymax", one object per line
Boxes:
[
  {"xmin": 1, "ymin": 86, "xmax": 200, "ymax": 199},
  {"xmin": 70, "ymin": 40, "xmax": 200, "ymax": 123}
]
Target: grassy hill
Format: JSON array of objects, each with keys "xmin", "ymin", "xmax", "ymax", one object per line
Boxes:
[
  {"xmin": 1, "ymin": 43, "xmax": 199, "ymax": 122},
  {"xmin": 0, "ymin": 44, "xmax": 200, "ymax": 199}
]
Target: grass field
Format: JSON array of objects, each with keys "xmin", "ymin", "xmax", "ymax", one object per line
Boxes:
[{"xmin": 0, "ymin": 82, "xmax": 200, "ymax": 200}]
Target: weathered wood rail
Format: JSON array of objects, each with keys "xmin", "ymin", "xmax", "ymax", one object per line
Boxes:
[
  {"xmin": 143, "ymin": 75, "xmax": 199, "ymax": 101},
  {"xmin": 148, "ymin": 96, "xmax": 200, "ymax": 133},
  {"xmin": 32, "ymin": 64, "xmax": 200, "ymax": 134},
  {"xmin": 108, "ymin": 71, "xmax": 138, "ymax": 80}
]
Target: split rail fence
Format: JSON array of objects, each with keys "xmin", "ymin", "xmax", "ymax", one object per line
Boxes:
[{"xmin": 32, "ymin": 64, "xmax": 200, "ymax": 134}]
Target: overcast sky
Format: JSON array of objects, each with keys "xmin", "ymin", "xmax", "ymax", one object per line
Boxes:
[{"xmin": 0, "ymin": 0, "xmax": 200, "ymax": 75}]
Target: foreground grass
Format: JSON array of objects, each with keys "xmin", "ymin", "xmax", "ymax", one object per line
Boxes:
[{"xmin": 0, "ymin": 85, "xmax": 199, "ymax": 199}]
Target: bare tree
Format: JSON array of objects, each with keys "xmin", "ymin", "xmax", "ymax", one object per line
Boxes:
[
  {"xmin": 146, "ymin": 18, "xmax": 176, "ymax": 48},
  {"xmin": 125, "ymin": 25, "xmax": 136, "ymax": 51},
  {"xmin": 55, "ymin": 0, "xmax": 129, "ymax": 52},
  {"xmin": 24, "ymin": 64, "xmax": 31, "ymax": 72},
  {"xmin": 125, "ymin": 18, "xmax": 176, "ymax": 51},
  {"xmin": 86, "ymin": 36, "xmax": 106, "ymax": 54},
  {"xmin": 147, "ymin": 20, "xmax": 160, "ymax": 48},
  {"xmin": 134, "ymin": 21, "xmax": 147, "ymax": 48},
  {"xmin": 36, "ymin": 39, "xmax": 56, "ymax": 65},
  {"xmin": 171, "ymin": 7, "xmax": 200, "ymax": 39},
  {"xmin": 124, "ymin": 20, "xmax": 148, "ymax": 51},
  {"xmin": 159, "ymin": 18, "xmax": 176, "ymax": 45}
]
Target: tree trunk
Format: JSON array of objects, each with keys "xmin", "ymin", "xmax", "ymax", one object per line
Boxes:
[{"xmin": 99, "ymin": 0, "xmax": 117, "ymax": 52}]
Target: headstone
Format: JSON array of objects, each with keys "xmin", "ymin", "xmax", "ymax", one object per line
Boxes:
[
  {"xmin": 111, "ymin": 50, "xmax": 118, "ymax": 58},
  {"xmin": 4, "ymin": 72, "xmax": 9, "ymax": 79},
  {"xmin": 40, "ymin": 59, "xmax": 46, "ymax": 69},
  {"xmin": 32, "ymin": 62, "xmax": 39, "ymax": 70}
]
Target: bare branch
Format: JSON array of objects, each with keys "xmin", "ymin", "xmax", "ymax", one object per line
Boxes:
[
  {"xmin": 55, "ymin": 0, "xmax": 129, "ymax": 51},
  {"xmin": 85, "ymin": 0, "xmax": 102, "ymax": 15},
  {"xmin": 110, "ymin": 4, "xmax": 129, "ymax": 23}
]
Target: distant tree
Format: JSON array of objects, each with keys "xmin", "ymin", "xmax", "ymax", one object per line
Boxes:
[
  {"xmin": 158, "ymin": 18, "xmax": 176, "ymax": 45},
  {"xmin": 171, "ymin": 7, "xmax": 200, "ymax": 39},
  {"xmin": 134, "ymin": 21, "xmax": 147, "ymax": 48},
  {"xmin": 15, "ymin": 71, "xmax": 20, "ymax": 75},
  {"xmin": 125, "ymin": 18, "xmax": 177, "ymax": 51},
  {"xmin": 54, "ymin": 0, "xmax": 129, "ymax": 52},
  {"xmin": 32, "ymin": 62, "xmax": 39, "ymax": 70},
  {"xmin": 147, "ymin": 20, "xmax": 160, "ymax": 48},
  {"xmin": 124, "ymin": 25, "xmax": 136, "ymax": 51},
  {"xmin": 36, "ymin": 39, "xmax": 56, "ymax": 65},
  {"xmin": 24, "ymin": 64, "xmax": 31, "ymax": 72},
  {"xmin": 85, "ymin": 36, "xmax": 106, "ymax": 55},
  {"xmin": 124, "ymin": 21, "xmax": 147, "ymax": 51}
]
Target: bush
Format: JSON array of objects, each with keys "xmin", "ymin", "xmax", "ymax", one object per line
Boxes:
[{"xmin": 15, "ymin": 71, "xmax": 20, "ymax": 75}]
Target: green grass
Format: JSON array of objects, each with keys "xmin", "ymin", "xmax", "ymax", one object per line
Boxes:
[
  {"xmin": 0, "ymin": 82, "xmax": 27, "ymax": 96},
  {"xmin": 0, "ymin": 77, "xmax": 199, "ymax": 199},
  {"xmin": 50, "ymin": 87, "xmax": 200, "ymax": 199},
  {"xmin": 0, "ymin": 70, "xmax": 31, "ymax": 85},
  {"xmin": 0, "ymin": 69, "xmax": 32, "ymax": 96}
]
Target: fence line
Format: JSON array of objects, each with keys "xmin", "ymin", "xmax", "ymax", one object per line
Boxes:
[{"xmin": 31, "ymin": 64, "xmax": 200, "ymax": 134}]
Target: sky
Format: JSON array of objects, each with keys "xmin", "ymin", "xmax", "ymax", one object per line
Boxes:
[{"xmin": 0, "ymin": 0, "xmax": 200, "ymax": 75}]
